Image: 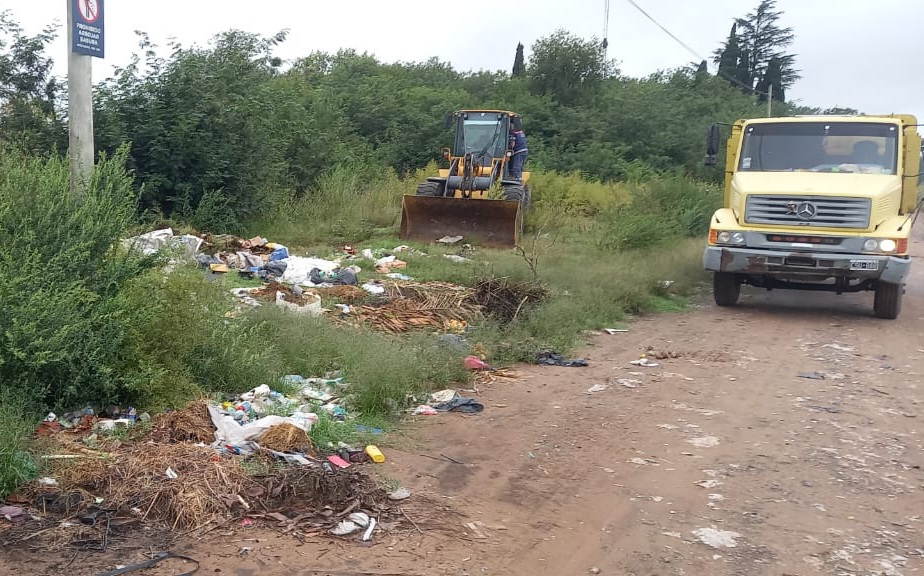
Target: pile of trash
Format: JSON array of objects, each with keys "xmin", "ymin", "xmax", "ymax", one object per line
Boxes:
[
  {"xmin": 5, "ymin": 373, "xmax": 417, "ymax": 550},
  {"xmin": 122, "ymin": 228, "xmax": 494, "ymax": 335}
]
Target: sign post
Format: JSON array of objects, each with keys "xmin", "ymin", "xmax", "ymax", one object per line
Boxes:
[{"xmin": 67, "ymin": 0, "xmax": 104, "ymax": 196}]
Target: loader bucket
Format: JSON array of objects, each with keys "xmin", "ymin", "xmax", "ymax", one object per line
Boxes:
[{"xmin": 399, "ymin": 195, "xmax": 523, "ymax": 248}]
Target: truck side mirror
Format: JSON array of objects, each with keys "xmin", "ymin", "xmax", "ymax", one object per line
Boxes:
[
  {"xmin": 445, "ymin": 113, "xmax": 454, "ymax": 129},
  {"xmin": 704, "ymin": 123, "xmax": 720, "ymax": 166},
  {"xmin": 511, "ymin": 116, "xmax": 522, "ymax": 130}
]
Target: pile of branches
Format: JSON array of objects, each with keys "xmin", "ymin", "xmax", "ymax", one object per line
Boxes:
[
  {"xmin": 472, "ymin": 277, "xmax": 549, "ymax": 323},
  {"xmin": 340, "ymin": 281, "xmax": 482, "ymax": 333}
]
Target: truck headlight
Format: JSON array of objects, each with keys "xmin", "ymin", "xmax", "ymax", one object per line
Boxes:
[
  {"xmin": 878, "ymin": 239, "xmax": 897, "ymax": 252},
  {"xmin": 863, "ymin": 238, "xmax": 901, "ymax": 253},
  {"xmin": 716, "ymin": 231, "xmax": 745, "ymax": 245}
]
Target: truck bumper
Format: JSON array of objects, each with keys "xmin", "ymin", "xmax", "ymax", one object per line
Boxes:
[{"xmin": 703, "ymin": 246, "xmax": 911, "ymax": 284}]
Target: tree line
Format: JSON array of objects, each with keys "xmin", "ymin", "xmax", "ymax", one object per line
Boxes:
[{"xmin": 0, "ymin": 1, "xmax": 853, "ymax": 232}]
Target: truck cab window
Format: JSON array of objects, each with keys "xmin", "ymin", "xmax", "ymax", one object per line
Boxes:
[{"xmin": 739, "ymin": 122, "xmax": 899, "ymax": 175}]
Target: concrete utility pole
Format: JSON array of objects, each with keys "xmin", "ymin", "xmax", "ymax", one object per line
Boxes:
[{"xmin": 67, "ymin": 0, "xmax": 102, "ymax": 196}]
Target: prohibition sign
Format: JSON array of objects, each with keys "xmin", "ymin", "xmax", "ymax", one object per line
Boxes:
[{"xmin": 78, "ymin": 0, "xmax": 99, "ymax": 23}]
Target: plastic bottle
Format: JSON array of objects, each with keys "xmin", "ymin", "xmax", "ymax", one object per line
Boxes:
[{"xmin": 365, "ymin": 445, "xmax": 385, "ymax": 463}]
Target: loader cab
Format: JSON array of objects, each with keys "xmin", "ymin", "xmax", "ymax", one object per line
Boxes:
[{"xmin": 450, "ymin": 111, "xmax": 514, "ymax": 164}]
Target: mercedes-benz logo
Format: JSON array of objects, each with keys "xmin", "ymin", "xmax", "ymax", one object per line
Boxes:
[{"xmin": 790, "ymin": 201, "xmax": 817, "ymax": 220}]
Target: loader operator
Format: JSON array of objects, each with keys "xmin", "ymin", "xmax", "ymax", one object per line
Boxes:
[{"xmin": 508, "ymin": 126, "xmax": 529, "ymax": 182}]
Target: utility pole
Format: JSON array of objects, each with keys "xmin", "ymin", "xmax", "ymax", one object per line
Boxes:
[
  {"xmin": 767, "ymin": 83, "xmax": 773, "ymax": 118},
  {"xmin": 67, "ymin": 0, "xmax": 105, "ymax": 196}
]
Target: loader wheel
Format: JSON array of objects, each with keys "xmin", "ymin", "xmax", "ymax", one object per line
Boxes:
[
  {"xmin": 713, "ymin": 272, "xmax": 741, "ymax": 307},
  {"xmin": 416, "ymin": 182, "xmax": 444, "ymax": 197},
  {"xmin": 502, "ymin": 184, "xmax": 526, "ymax": 204},
  {"xmin": 873, "ymin": 281, "xmax": 902, "ymax": 319}
]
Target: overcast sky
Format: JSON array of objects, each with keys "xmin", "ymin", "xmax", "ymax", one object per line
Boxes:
[{"xmin": 8, "ymin": 0, "xmax": 924, "ymax": 120}]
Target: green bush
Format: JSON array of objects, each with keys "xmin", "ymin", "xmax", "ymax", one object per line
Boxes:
[
  {"xmin": 0, "ymin": 146, "xmax": 152, "ymax": 410},
  {"xmin": 596, "ymin": 176, "xmax": 720, "ymax": 251}
]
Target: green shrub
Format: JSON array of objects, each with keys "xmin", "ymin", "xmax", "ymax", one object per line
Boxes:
[
  {"xmin": 118, "ymin": 267, "xmax": 280, "ymax": 410},
  {"xmin": 0, "ymin": 146, "xmax": 152, "ymax": 410}
]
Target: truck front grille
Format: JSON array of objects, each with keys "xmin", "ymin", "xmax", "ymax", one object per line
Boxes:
[{"xmin": 745, "ymin": 195, "xmax": 871, "ymax": 229}]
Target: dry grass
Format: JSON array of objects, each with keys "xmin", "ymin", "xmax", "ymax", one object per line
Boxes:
[
  {"xmin": 148, "ymin": 398, "xmax": 215, "ymax": 443},
  {"xmin": 48, "ymin": 442, "xmax": 250, "ymax": 531},
  {"xmin": 258, "ymin": 424, "xmax": 315, "ymax": 455}
]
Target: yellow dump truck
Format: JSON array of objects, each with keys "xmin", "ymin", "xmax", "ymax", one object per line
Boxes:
[{"xmin": 704, "ymin": 114, "xmax": 923, "ymax": 319}]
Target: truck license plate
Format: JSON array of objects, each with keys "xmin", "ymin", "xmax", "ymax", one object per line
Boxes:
[{"xmin": 849, "ymin": 259, "xmax": 879, "ymax": 271}]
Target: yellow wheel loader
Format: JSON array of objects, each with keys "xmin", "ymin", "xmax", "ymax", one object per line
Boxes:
[{"xmin": 399, "ymin": 110, "xmax": 531, "ymax": 247}]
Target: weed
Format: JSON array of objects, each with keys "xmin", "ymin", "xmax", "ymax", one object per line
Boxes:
[{"xmin": 0, "ymin": 392, "xmax": 38, "ymax": 498}]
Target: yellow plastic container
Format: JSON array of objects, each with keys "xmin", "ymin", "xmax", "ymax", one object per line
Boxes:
[{"xmin": 365, "ymin": 445, "xmax": 385, "ymax": 463}]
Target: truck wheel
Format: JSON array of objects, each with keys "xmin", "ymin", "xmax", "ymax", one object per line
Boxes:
[
  {"xmin": 416, "ymin": 182, "xmax": 444, "ymax": 197},
  {"xmin": 873, "ymin": 281, "xmax": 903, "ymax": 319},
  {"xmin": 713, "ymin": 272, "xmax": 741, "ymax": 307}
]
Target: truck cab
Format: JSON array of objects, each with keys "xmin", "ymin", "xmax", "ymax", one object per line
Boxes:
[{"xmin": 703, "ymin": 115, "xmax": 922, "ymax": 319}]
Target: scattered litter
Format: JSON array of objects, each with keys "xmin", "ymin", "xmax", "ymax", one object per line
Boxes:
[
  {"xmin": 604, "ymin": 328, "xmax": 628, "ymax": 334},
  {"xmin": 464, "ymin": 356, "xmax": 495, "ymax": 371},
  {"xmin": 413, "ymin": 405, "xmax": 439, "ymax": 416},
  {"xmin": 661, "ymin": 531, "xmax": 681, "ymax": 538},
  {"xmin": 537, "ymin": 350, "xmax": 588, "ymax": 367},
  {"xmin": 586, "ymin": 383, "xmax": 608, "ymax": 394},
  {"xmin": 617, "ymin": 379, "xmax": 640, "ymax": 388},
  {"xmin": 360, "ymin": 282, "xmax": 386, "ymax": 295},
  {"xmin": 430, "ymin": 389, "xmax": 458, "ymax": 404},
  {"xmin": 798, "ymin": 372, "xmax": 825, "ymax": 380},
  {"xmin": 687, "ymin": 436, "xmax": 720, "ymax": 448},
  {"xmin": 331, "ymin": 520, "xmax": 359, "ymax": 536},
  {"xmin": 443, "ymin": 254, "xmax": 472, "ymax": 263},
  {"xmin": 362, "ymin": 517, "xmax": 377, "ymax": 541},
  {"xmin": 433, "ymin": 397, "xmax": 484, "ymax": 413},
  {"xmin": 348, "ymin": 512, "xmax": 370, "ymax": 527},
  {"xmin": 822, "ymin": 343, "xmax": 856, "ymax": 352},
  {"xmin": 629, "ymin": 457, "xmax": 654, "ymax": 465},
  {"xmin": 589, "ymin": 568, "xmax": 601, "ymax": 575},
  {"xmin": 1, "ymin": 506, "xmax": 26, "ymax": 523},
  {"xmin": 659, "ymin": 280, "xmax": 675, "ymax": 289},
  {"xmin": 365, "ymin": 445, "xmax": 386, "ymax": 463},
  {"xmin": 696, "ymin": 479, "xmax": 724, "ymax": 489},
  {"xmin": 165, "ymin": 467, "xmax": 178, "ymax": 479},
  {"xmin": 385, "ymin": 273, "xmax": 413, "ymax": 281},
  {"xmin": 708, "ymin": 494, "xmax": 725, "ymax": 501},
  {"xmin": 328, "ymin": 455, "xmax": 351, "ymax": 469},
  {"xmin": 630, "ymin": 358, "xmax": 660, "ymax": 367},
  {"xmin": 38, "ymin": 477, "xmax": 58, "ymax": 486},
  {"xmin": 437, "ymin": 235, "xmax": 464, "ymax": 244},
  {"xmin": 464, "ymin": 522, "xmax": 488, "ymax": 539},
  {"xmin": 388, "ymin": 487, "xmax": 412, "ymax": 501},
  {"xmin": 692, "ymin": 527, "xmax": 741, "ymax": 549}
]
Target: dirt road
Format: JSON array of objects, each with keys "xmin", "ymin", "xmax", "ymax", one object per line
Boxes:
[
  {"xmin": 5, "ymin": 229, "xmax": 923, "ymax": 575},
  {"xmin": 128, "ymin": 229, "xmax": 916, "ymax": 576}
]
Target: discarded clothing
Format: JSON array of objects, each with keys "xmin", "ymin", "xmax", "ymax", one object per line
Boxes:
[
  {"xmin": 536, "ymin": 351, "xmax": 588, "ymax": 368},
  {"xmin": 433, "ymin": 397, "xmax": 484, "ymax": 413}
]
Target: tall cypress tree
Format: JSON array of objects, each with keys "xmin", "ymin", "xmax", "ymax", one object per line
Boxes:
[{"xmin": 512, "ymin": 43, "xmax": 526, "ymax": 78}]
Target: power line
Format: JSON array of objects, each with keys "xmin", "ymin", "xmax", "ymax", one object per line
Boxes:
[{"xmin": 624, "ymin": 0, "xmax": 769, "ymax": 97}]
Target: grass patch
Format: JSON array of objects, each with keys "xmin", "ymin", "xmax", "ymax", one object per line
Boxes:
[{"xmin": 0, "ymin": 393, "xmax": 38, "ymax": 498}]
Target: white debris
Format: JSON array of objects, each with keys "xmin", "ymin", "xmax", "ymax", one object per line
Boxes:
[
  {"xmin": 687, "ymin": 436, "xmax": 721, "ymax": 448},
  {"xmin": 696, "ymin": 479, "xmax": 724, "ymax": 489},
  {"xmin": 330, "ymin": 520, "xmax": 359, "ymax": 536},
  {"xmin": 617, "ymin": 379, "xmax": 641, "ymax": 388},
  {"xmin": 586, "ymin": 384, "xmax": 608, "ymax": 394},
  {"xmin": 708, "ymin": 493, "xmax": 725, "ymax": 501},
  {"xmin": 692, "ymin": 527, "xmax": 741, "ymax": 549},
  {"xmin": 388, "ymin": 487, "xmax": 412, "ymax": 501},
  {"xmin": 437, "ymin": 235, "xmax": 464, "ymax": 244},
  {"xmin": 630, "ymin": 358, "xmax": 660, "ymax": 367},
  {"xmin": 347, "ymin": 512, "xmax": 371, "ymax": 528},
  {"xmin": 822, "ymin": 343, "xmax": 856, "ymax": 352}
]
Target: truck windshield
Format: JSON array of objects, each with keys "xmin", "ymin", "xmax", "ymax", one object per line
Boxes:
[{"xmin": 739, "ymin": 122, "xmax": 899, "ymax": 174}]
